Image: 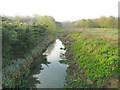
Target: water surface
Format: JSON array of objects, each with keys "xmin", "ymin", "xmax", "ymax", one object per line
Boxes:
[{"xmin": 33, "ymin": 39, "xmax": 68, "ymax": 88}]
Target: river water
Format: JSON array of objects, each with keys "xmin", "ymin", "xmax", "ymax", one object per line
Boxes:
[{"xmin": 31, "ymin": 39, "xmax": 68, "ymax": 88}]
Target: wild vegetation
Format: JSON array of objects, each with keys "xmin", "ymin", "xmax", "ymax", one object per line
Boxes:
[
  {"xmin": 1, "ymin": 14, "xmax": 119, "ymax": 88},
  {"xmin": 58, "ymin": 27, "xmax": 118, "ymax": 88},
  {"xmin": 2, "ymin": 15, "xmax": 57, "ymax": 88}
]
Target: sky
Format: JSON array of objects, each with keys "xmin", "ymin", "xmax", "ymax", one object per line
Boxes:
[{"xmin": 0, "ymin": 0, "xmax": 119, "ymax": 22}]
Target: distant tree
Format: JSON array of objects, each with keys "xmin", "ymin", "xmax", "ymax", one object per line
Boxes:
[
  {"xmin": 72, "ymin": 21, "xmax": 80, "ymax": 28},
  {"xmin": 105, "ymin": 16, "xmax": 117, "ymax": 28},
  {"xmin": 61, "ymin": 21, "xmax": 72, "ymax": 28},
  {"xmin": 92, "ymin": 19, "xmax": 101, "ymax": 28},
  {"xmin": 37, "ymin": 16, "xmax": 56, "ymax": 34},
  {"xmin": 33, "ymin": 14, "xmax": 41, "ymax": 23},
  {"xmin": 86, "ymin": 19, "xmax": 95, "ymax": 28},
  {"xmin": 80, "ymin": 19, "xmax": 86, "ymax": 28},
  {"xmin": 98, "ymin": 16, "xmax": 107, "ymax": 28},
  {"xmin": 56, "ymin": 22, "xmax": 62, "ymax": 29},
  {"xmin": 33, "ymin": 14, "xmax": 41, "ymax": 19}
]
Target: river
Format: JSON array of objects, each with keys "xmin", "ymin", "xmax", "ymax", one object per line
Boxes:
[{"xmin": 27, "ymin": 39, "xmax": 68, "ymax": 88}]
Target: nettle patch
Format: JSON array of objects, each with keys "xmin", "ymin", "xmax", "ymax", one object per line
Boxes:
[{"xmin": 71, "ymin": 33, "xmax": 118, "ymax": 87}]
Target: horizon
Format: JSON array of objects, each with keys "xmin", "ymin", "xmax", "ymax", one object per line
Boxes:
[
  {"xmin": 0, "ymin": 0, "xmax": 119, "ymax": 22},
  {"xmin": 1, "ymin": 14, "xmax": 118, "ymax": 22}
]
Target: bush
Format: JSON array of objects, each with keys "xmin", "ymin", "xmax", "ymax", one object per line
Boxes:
[{"xmin": 2, "ymin": 22, "xmax": 47, "ymax": 65}]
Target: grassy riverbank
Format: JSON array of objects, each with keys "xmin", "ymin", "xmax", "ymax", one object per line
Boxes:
[{"xmin": 58, "ymin": 28, "xmax": 118, "ymax": 88}]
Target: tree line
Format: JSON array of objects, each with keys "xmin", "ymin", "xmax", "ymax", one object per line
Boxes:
[{"xmin": 61, "ymin": 16, "xmax": 118, "ymax": 28}]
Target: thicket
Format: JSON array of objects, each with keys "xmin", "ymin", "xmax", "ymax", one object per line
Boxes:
[
  {"xmin": 2, "ymin": 22, "xmax": 48, "ymax": 66},
  {"xmin": 2, "ymin": 15, "xmax": 57, "ymax": 87}
]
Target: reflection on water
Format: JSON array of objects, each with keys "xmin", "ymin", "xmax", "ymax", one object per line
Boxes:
[
  {"xmin": 26, "ymin": 39, "xmax": 68, "ymax": 88},
  {"xmin": 24, "ymin": 55, "xmax": 50, "ymax": 88},
  {"xmin": 34, "ymin": 39, "xmax": 68, "ymax": 88}
]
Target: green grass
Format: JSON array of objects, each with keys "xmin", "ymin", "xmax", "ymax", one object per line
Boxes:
[{"xmin": 86, "ymin": 28, "xmax": 118, "ymax": 35}]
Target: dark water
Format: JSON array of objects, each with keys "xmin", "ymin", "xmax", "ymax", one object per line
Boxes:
[{"xmin": 27, "ymin": 39, "xmax": 68, "ymax": 88}]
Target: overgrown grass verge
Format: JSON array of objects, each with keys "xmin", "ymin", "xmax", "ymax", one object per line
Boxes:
[
  {"xmin": 58, "ymin": 28, "xmax": 118, "ymax": 88},
  {"xmin": 71, "ymin": 33, "xmax": 118, "ymax": 87}
]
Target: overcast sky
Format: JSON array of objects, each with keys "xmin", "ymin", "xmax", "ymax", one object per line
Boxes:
[{"xmin": 0, "ymin": 0, "xmax": 119, "ymax": 21}]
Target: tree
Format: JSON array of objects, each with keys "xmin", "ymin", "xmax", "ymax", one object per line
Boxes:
[
  {"xmin": 47, "ymin": 16, "xmax": 56, "ymax": 23},
  {"xmin": 98, "ymin": 16, "xmax": 107, "ymax": 28},
  {"xmin": 92, "ymin": 19, "xmax": 101, "ymax": 28},
  {"xmin": 86, "ymin": 19, "xmax": 94, "ymax": 28},
  {"xmin": 105, "ymin": 16, "xmax": 117, "ymax": 28},
  {"xmin": 61, "ymin": 21, "xmax": 72, "ymax": 28},
  {"xmin": 37, "ymin": 16, "xmax": 56, "ymax": 34},
  {"xmin": 72, "ymin": 21, "xmax": 80, "ymax": 28},
  {"xmin": 80, "ymin": 19, "xmax": 86, "ymax": 28},
  {"xmin": 56, "ymin": 22, "xmax": 62, "ymax": 29}
]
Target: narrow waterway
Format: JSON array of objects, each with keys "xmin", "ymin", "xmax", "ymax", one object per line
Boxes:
[{"xmin": 32, "ymin": 39, "xmax": 68, "ymax": 88}]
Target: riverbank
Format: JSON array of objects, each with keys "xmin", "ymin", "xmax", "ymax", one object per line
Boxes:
[
  {"xmin": 2, "ymin": 35, "xmax": 56, "ymax": 88},
  {"xmin": 59, "ymin": 32, "xmax": 86, "ymax": 88},
  {"xmin": 58, "ymin": 28, "xmax": 118, "ymax": 88}
]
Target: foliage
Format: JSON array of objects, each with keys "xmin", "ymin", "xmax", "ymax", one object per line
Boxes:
[
  {"xmin": 80, "ymin": 19, "xmax": 87, "ymax": 28},
  {"xmin": 2, "ymin": 23, "xmax": 55, "ymax": 87},
  {"xmin": 59, "ymin": 60, "xmax": 69, "ymax": 64},
  {"xmin": 37, "ymin": 16, "xmax": 56, "ymax": 34},
  {"xmin": 2, "ymin": 22, "xmax": 47, "ymax": 65},
  {"xmin": 70, "ymin": 31, "xmax": 118, "ymax": 87},
  {"xmin": 2, "ymin": 15, "xmax": 57, "ymax": 88},
  {"xmin": 72, "ymin": 16, "xmax": 118, "ymax": 28},
  {"xmin": 2, "ymin": 35, "xmax": 55, "ymax": 88},
  {"xmin": 59, "ymin": 28, "xmax": 118, "ymax": 88},
  {"xmin": 64, "ymin": 69, "xmax": 83, "ymax": 88}
]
